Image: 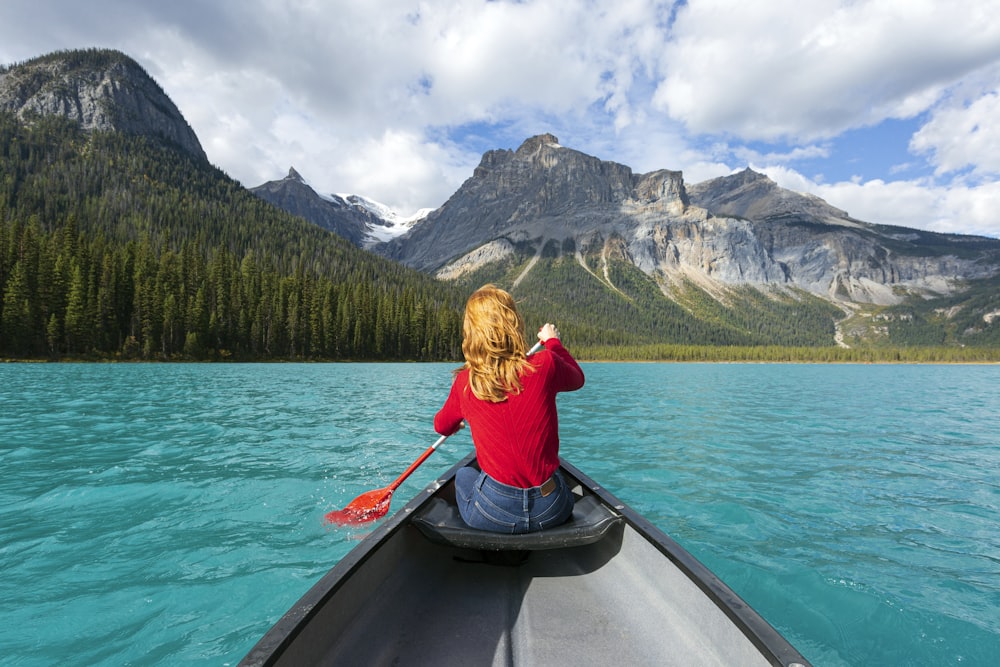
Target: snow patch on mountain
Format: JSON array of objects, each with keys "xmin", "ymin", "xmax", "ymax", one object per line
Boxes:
[{"xmin": 333, "ymin": 193, "xmax": 432, "ymax": 246}]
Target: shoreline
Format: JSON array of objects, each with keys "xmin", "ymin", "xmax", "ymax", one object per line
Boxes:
[{"xmin": 4, "ymin": 357, "xmax": 999, "ymax": 366}]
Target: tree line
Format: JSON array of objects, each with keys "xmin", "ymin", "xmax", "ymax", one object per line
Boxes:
[
  {"xmin": 0, "ymin": 218, "xmax": 463, "ymax": 360},
  {"xmin": 577, "ymin": 343, "xmax": 1000, "ymax": 363}
]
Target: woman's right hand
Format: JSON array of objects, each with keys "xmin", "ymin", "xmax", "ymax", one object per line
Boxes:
[{"xmin": 538, "ymin": 322, "xmax": 560, "ymax": 343}]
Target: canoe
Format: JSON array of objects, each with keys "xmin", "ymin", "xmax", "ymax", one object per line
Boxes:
[{"xmin": 239, "ymin": 452, "xmax": 811, "ymax": 666}]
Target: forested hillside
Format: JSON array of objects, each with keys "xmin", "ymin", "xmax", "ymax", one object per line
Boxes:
[{"xmin": 0, "ymin": 113, "xmax": 464, "ymax": 360}]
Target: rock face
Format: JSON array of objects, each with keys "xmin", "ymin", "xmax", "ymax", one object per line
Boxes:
[
  {"xmin": 0, "ymin": 48, "xmax": 206, "ymax": 162},
  {"xmin": 376, "ymin": 135, "xmax": 1000, "ymax": 306},
  {"xmin": 682, "ymin": 169, "xmax": 994, "ymax": 302}
]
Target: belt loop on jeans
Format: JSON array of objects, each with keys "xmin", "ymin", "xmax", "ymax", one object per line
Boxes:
[{"xmin": 539, "ymin": 475, "xmax": 557, "ymax": 497}]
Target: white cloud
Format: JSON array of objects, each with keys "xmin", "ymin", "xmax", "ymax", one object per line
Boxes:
[
  {"xmin": 653, "ymin": 0, "xmax": 1000, "ymax": 141},
  {"xmin": 733, "ymin": 144, "xmax": 831, "ymax": 166},
  {"xmin": 911, "ymin": 89, "xmax": 1000, "ymax": 179},
  {"xmin": 764, "ymin": 171, "xmax": 1000, "ymax": 238},
  {"xmin": 326, "ymin": 130, "xmax": 478, "ymax": 214}
]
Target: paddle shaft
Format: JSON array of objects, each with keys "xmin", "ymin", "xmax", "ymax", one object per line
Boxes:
[{"xmin": 386, "ymin": 434, "xmax": 447, "ymax": 493}]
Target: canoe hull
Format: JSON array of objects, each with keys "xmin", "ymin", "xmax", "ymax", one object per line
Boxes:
[{"xmin": 240, "ymin": 454, "xmax": 810, "ymax": 666}]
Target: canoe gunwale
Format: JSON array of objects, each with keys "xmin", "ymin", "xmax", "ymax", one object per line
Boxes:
[{"xmin": 239, "ymin": 451, "xmax": 810, "ymax": 667}]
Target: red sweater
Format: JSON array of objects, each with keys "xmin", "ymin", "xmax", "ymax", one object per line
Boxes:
[{"xmin": 434, "ymin": 338, "xmax": 585, "ymax": 487}]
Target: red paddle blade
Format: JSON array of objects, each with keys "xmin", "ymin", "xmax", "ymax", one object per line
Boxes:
[{"xmin": 324, "ymin": 487, "xmax": 393, "ymax": 526}]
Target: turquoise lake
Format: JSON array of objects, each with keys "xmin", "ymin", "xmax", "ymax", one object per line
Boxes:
[{"xmin": 1, "ymin": 362, "xmax": 998, "ymax": 665}]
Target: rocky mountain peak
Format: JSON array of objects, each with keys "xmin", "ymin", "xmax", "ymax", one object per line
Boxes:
[
  {"xmin": 0, "ymin": 48, "xmax": 206, "ymax": 162},
  {"xmin": 250, "ymin": 169, "xmax": 424, "ymax": 248},
  {"xmin": 736, "ymin": 166, "xmax": 771, "ymax": 182},
  {"xmin": 516, "ymin": 133, "xmax": 561, "ymax": 155},
  {"xmin": 687, "ymin": 167, "xmax": 851, "ymax": 224}
]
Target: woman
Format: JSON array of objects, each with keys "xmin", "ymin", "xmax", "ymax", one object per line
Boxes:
[{"xmin": 434, "ymin": 284, "xmax": 585, "ymax": 533}]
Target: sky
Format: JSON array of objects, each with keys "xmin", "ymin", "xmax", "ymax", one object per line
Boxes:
[{"xmin": 2, "ymin": 0, "xmax": 1000, "ymax": 238}]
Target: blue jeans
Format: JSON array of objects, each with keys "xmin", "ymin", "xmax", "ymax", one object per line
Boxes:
[{"xmin": 455, "ymin": 466, "xmax": 574, "ymax": 534}]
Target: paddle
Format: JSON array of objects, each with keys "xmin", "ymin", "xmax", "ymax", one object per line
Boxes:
[{"xmin": 324, "ymin": 340, "xmax": 545, "ymax": 526}]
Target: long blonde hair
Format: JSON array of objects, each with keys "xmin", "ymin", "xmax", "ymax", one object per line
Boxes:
[{"xmin": 462, "ymin": 285, "xmax": 533, "ymax": 402}]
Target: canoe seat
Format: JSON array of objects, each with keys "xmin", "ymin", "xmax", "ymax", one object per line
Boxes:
[{"xmin": 411, "ymin": 493, "xmax": 624, "ymax": 551}]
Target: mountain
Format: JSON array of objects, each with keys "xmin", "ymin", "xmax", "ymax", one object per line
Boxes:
[
  {"xmin": 379, "ymin": 134, "xmax": 1000, "ymax": 308},
  {"xmin": 250, "ymin": 168, "xmax": 425, "ymax": 248},
  {"xmin": 3, "ymin": 48, "xmax": 996, "ymax": 356},
  {"xmin": 0, "ymin": 48, "xmax": 206, "ymax": 162},
  {"xmin": 242, "ymin": 132, "xmax": 999, "ymax": 349},
  {"xmin": 0, "ymin": 49, "xmax": 464, "ymax": 361}
]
